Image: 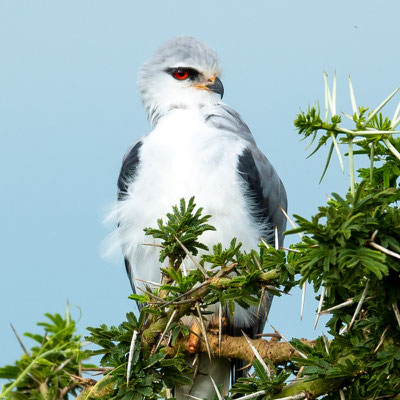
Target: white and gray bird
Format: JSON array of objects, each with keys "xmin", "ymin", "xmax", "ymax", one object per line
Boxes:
[{"xmin": 108, "ymin": 36, "xmax": 287, "ymax": 399}]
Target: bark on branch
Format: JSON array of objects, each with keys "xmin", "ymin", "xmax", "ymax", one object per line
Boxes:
[{"xmin": 166, "ymin": 333, "xmax": 314, "ymax": 366}]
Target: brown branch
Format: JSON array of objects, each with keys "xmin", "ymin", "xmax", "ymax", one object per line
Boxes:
[
  {"xmin": 141, "ymin": 268, "xmax": 281, "ymax": 353},
  {"xmin": 165, "ymin": 333, "xmax": 314, "ymax": 366}
]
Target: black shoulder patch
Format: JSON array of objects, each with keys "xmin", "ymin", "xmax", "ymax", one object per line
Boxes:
[
  {"xmin": 237, "ymin": 148, "xmax": 271, "ymax": 226},
  {"xmin": 117, "ymin": 141, "xmax": 143, "ymax": 200}
]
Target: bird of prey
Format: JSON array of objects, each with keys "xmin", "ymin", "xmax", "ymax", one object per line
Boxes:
[{"xmin": 109, "ymin": 36, "xmax": 287, "ymax": 399}]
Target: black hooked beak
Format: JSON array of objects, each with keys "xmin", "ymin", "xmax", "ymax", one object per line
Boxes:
[{"xmin": 206, "ymin": 76, "xmax": 224, "ymax": 99}]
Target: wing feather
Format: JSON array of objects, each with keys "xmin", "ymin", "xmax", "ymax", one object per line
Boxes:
[
  {"xmin": 117, "ymin": 140, "xmax": 143, "ymax": 200},
  {"xmin": 117, "ymin": 140, "xmax": 144, "ymax": 297},
  {"xmin": 205, "ymin": 105, "xmax": 287, "ymax": 383}
]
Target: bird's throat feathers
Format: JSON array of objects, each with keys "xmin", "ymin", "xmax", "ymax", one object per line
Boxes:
[{"xmin": 141, "ymin": 80, "xmax": 222, "ymax": 127}]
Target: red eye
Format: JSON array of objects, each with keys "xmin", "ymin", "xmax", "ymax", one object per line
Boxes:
[{"xmin": 173, "ymin": 69, "xmax": 189, "ymax": 80}]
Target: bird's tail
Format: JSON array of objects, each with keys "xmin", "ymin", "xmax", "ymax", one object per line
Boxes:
[{"xmin": 174, "ymin": 354, "xmax": 230, "ymax": 400}]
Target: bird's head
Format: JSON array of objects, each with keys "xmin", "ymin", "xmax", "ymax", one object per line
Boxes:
[{"xmin": 138, "ymin": 36, "xmax": 223, "ymax": 126}]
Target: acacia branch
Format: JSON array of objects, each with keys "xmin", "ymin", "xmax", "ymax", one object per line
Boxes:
[
  {"xmin": 141, "ymin": 268, "xmax": 281, "ymax": 352},
  {"xmin": 166, "ymin": 333, "xmax": 314, "ymax": 366}
]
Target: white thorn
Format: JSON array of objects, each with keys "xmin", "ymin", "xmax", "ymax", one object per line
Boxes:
[
  {"xmin": 54, "ymin": 356, "xmax": 74, "ymax": 373},
  {"xmin": 155, "ymin": 310, "xmax": 177, "ymax": 352},
  {"xmin": 282, "ymin": 247, "xmax": 301, "ymax": 253},
  {"xmin": 280, "ymin": 206, "xmax": 302, "ymax": 238},
  {"xmin": 274, "ymin": 226, "xmax": 279, "ymax": 250},
  {"xmin": 339, "ymin": 325, "xmax": 348, "ymax": 335},
  {"xmin": 348, "ymin": 280, "xmax": 369, "ymax": 331},
  {"xmin": 319, "ymin": 298, "xmax": 354, "ymax": 315},
  {"xmin": 191, "ymin": 353, "xmax": 199, "ymax": 367},
  {"xmin": 209, "ymin": 375, "xmax": 223, "ymax": 400},
  {"xmin": 330, "ymin": 132, "xmax": 345, "ymax": 173},
  {"xmin": 232, "ymin": 390, "xmax": 267, "ymax": 400},
  {"xmin": 391, "ymin": 116, "xmax": 400, "ymax": 129},
  {"xmin": 218, "ymin": 303, "xmax": 222, "ymax": 357},
  {"xmin": 260, "ymin": 237, "xmax": 271, "ymax": 249},
  {"xmin": 66, "ymin": 300, "xmax": 71, "ymax": 326},
  {"xmin": 135, "ymin": 277, "xmax": 162, "ymax": 287},
  {"xmin": 392, "ymin": 100, "xmax": 400, "ymax": 123},
  {"xmin": 127, "ymin": 330, "xmax": 138, "ymax": 387},
  {"xmin": 175, "ymin": 236, "xmax": 208, "ymax": 277},
  {"xmin": 242, "ymin": 331, "xmax": 271, "ymax": 378},
  {"xmin": 383, "ymin": 138, "xmax": 400, "ymax": 162},
  {"xmin": 252, "ymin": 251, "xmax": 263, "ymax": 271},
  {"xmin": 351, "ymin": 129, "xmax": 399, "ymax": 135},
  {"xmin": 10, "ymin": 323, "xmax": 30, "ymax": 357},
  {"xmin": 324, "ymin": 72, "xmax": 329, "ymax": 122},
  {"xmin": 336, "ymin": 126, "xmax": 356, "ymax": 134},
  {"xmin": 342, "ymin": 111, "xmax": 354, "ymax": 121},
  {"xmin": 314, "ymin": 286, "xmax": 326, "ymax": 330},
  {"xmin": 392, "ymin": 302, "xmax": 400, "ymax": 328},
  {"xmin": 322, "ymin": 332, "xmax": 329, "ymax": 355},
  {"xmin": 348, "ymin": 75, "xmax": 358, "ymax": 117},
  {"xmin": 181, "ymin": 258, "xmax": 188, "ymax": 276},
  {"xmin": 141, "ymin": 242, "xmax": 164, "ymax": 248},
  {"xmin": 183, "ymin": 394, "xmax": 203, "ymax": 400},
  {"xmin": 258, "ymin": 287, "xmax": 266, "ymax": 316},
  {"xmin": 270, "ymin": 325, "xmax": 307, "ymax": 359},
  {"xmin": 363, "ymin": 86, "xmax": 400, "ymax": 127},
  {"xmin": 323, "ymin": 72, "xmax": 334, "ymax": 118},
  {"xmin": 332, "ymin": 71, "xmax": 337, "ymax": 116},
  {"xmin": 196, "ymin": 302, "xmax": 212, "ymax": 362},
  {"xmin": 374, "ymin": 326, "xmax": 389, "ymax": 354},
  {"xmin": 300, "ymin": 282, "xmax": 306, "ymax": 320}
]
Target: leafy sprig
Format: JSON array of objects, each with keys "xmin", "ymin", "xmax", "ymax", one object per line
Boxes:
[
  {"xmin": 0, "ymin": 305, "xmax": 93, "ymax": 400},
  {"xmin": 143, "ymin": 197, "xmax": 215, "ymax": 264}
]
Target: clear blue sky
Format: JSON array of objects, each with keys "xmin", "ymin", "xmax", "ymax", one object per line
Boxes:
[{"xmin": 1, "ymin": 1, "xmax": 399, "ymax": 367}]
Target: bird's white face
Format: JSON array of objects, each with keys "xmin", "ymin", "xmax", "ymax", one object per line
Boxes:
[{"xmin": 138, "ymin": 37, "xmax": 223, "ymax": 125}]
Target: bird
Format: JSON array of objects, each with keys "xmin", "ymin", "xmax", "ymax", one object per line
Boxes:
[{"xmin": 108, "ymin": 36, "xmax": 287, "ymax": 399}]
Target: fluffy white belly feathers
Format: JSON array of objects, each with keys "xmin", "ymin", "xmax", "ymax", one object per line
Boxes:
[{"xmin": 113, "ymin": 108, "xmax": 261, "ymax": 299}]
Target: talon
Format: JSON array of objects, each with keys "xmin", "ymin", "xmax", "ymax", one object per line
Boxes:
[
  {"xmin": 188, "ymin": 320, "xmax": 201, "ymax": 353},
  {"xmin": 209, "ymin": 315, "xmax": 228, "ymax": 331}
]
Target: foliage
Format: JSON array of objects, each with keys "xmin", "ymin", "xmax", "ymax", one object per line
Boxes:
[
  {"xmin": 0, "ymin": 305, "xmax": 93, "ymax": 399},
  {"xmin": 86, "ymin": 313, "xmax": 192, "ymax": 400},
  {"xmin": 288, "ymin": 76, "xmax": 400, "ymax": 399},
  {"xmin": 143, "ymin": 197, "xmax": 216, "ymax": 264},
  {"xmin": 231, "ymin": 360, "xmax": 290, "ymax": 399}
]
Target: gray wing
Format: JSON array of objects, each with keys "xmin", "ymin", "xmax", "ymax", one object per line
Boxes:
[
  {"xmin": 206, "ymin": 104, "xmax": 287, "ymax": 244},
  {"xmin": 238, "ymin": 147, "xmax": 288, "ymax": 245},
  {"xmin": 118, "ymin": 140, "xmax": 143, "ymax": 200},
  {"xmin": 206, "ymin": 105, "xmax": 287, "ymax": 383},
  {"xmin": 233, "ymin": 148, "xmax": 287, "ymax": 382},
  {"xmin": 117, "ymin": 139, "xmax": 144, "ymax": 301}
]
